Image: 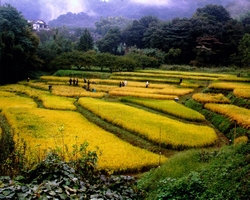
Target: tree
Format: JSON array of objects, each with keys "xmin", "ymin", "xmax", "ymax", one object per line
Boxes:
[
  {"xmin": 0, "ymin": 4, "xmax": 42, "ymax": 84},
  {"xmin": 49, "ymin": 50, "xmax": 96, "ymax": 70},
  {"xmin": 96, "ymin": 27, "xmax": 121, "ymax": 54},
  {"xmin": 121, "ymin": 16, "xmax": 160, "ymax": 49},
  {"xmin": 36, "ymin": 28, "xmax": 74, "ymax": 71},
  {"xmin": 95, "ymin": 16, "xmax": 132, "ymax": 36},
  {"xmin": 193, "ymin": 35, "xmax": 222, "ymax": 66},
  {"xmin": 126, "ymin": 52, "xmax": 159, "ymax": 69},
  {"xmin": 221, "ymin": 19, "xmax": 244, "ymax": 65},
  {"xmin": 116, "ymin": 56, "xmax": 137, "ymax": 71},
  {"xmin": 77, "ymin": 28, "xmax": 94, "ymax": 52},
  {"xmin": 238, "ymin": 33, "xmax": 250, "ymax": 68},
  {"xmin": 194, "ymin": 4, "xmax": 231, "ymax": 23},
  {"xmin": 95, "ymin": 53, "xmax": 116, "ymax": 71}
]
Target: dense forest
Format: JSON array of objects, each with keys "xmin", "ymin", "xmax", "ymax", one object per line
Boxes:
[{"xmin": 1, "ymin": 3, "xmax": 250, "ymax": 84}]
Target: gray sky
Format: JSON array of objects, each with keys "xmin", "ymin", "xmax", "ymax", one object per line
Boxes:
[
  {"xmin": 130, "ymin": 0, "xmax": 172, "ymax": 5},
  {"xmin": 2, "ymin": 0, "xmax": 249, "ymax": 22}
]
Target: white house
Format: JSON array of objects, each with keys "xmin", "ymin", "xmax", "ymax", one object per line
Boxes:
[{"xmin": 28, "ymin": 20, "xmax": 49, "ymax": 31}]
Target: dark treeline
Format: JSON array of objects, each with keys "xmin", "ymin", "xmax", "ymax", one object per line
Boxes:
[{"xmin": 1, "ymin": 4, "xmax": 250, "ymax": 84}]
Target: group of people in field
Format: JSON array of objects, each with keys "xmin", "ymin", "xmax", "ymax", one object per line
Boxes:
[
  {"xmin": 119, "ymin": 80, "xmax": 150, "ymax": 88},
  {"xmin": 68, "ymin": 77, "xmax": 97, "ymax": 92},
  {"xmin": 69, "ymin": 78, "xmax": 79, "ymax": 86},
  {"xmin": 119, "ymin": 80, "xmax": 128, "ymax": 87}
]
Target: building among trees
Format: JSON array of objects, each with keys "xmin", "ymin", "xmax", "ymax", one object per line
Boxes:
[{"xmin": 28, "ymin": 20, "xmax": 49, "ymax": 31}]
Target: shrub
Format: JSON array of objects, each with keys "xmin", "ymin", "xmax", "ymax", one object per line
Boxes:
[
  {"xmin": 0, "ymin": 143, "xmax": 143, "ymax": 199},
  {"xmin": 138, "ymin": 143, "xmax": 250, "ymax": 200}
]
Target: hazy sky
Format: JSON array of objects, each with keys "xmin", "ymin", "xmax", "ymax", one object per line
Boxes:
[
  {"xmin": 35, "ymin": 0, "xmax": 175, "ymax": 20},
  {"xmin": 2, "ymin": 0, "xmax": 248, "ymax": 22},
  {"xmin": 132, "ymin": 0, "xmax": 172, "ymax": 6}
]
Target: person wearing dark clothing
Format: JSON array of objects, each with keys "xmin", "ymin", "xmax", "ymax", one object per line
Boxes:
[
  {"xmin": 87, "ymin": 80, "xmax": 90, "ymax": 90},
  {"xmin": 69, "ymin": 78, "xmax": 72, "ymax": 85}
]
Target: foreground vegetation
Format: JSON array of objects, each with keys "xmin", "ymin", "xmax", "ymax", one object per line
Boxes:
[{"xmin": 138, "ymin": 142, "xmax": 250, "ymax": 200}]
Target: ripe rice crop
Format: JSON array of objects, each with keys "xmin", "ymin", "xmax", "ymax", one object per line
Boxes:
[
  {"xmin": 136, "ymin": 70, "xmax": 229, "ymax": 78},
  {"xmin": 26, "ymin": 82, "xmax": 50, "ymax": 90},
  {"xmin": 112, "ymin": 86, "xmax": 161, "ymax": 94},
  {"xmin": 110, "ymin": 75, "xmax": 179, "ymax": 84},
  {"xmin": 88, "ymin": 84, "xmax": 118, "ymax": 93},
  {"xmin": 204, "ymin": 103, "xmax": 250, "ymax": 129},
  {"xmin": 158, "ymin": 87, "xmax": 194, "ymax": 96},
  {"xmin": 78, "ymin": 97, "xmax": 217, "ymax": 149},
  {"xmin": 91, "ymin": 79, "xmax": 169, "ymax": 89},
  {"xmin": 0, "ymin": 95, "xmax": 37, "ymax": 109},
  {"xmin": 109, "ymin": 90, "xmax": 177, "ymax": 99},
  {"xmin": 192, "ymin": 93, "xmax": 230, "ymax": 104},
  {"xmin": 234, "ymin": 136, "xmax": 248, "ymax": 145},
  {"xmin": 208, "ymin": 82, "xmax": 250, "ymax": 90},
  {"xmin": 180, "ymin": 82, "xmax": 201, "ymax": 88},
  {"xmin": 86, "ymin": 79, "xmax": 121, "ymax": 86},
  {"xmin": 40, "ymin": 76, "xmax": 88, "ymax": 86},
  {"xmin": 40, "ymin": 95, "xmax": 77, "ymax": 110},
  {"xmin": 40, "ymin": 76, "xmax": 69, "ymax": 83},
  {"xmin": 110, "ymin": 86, "xmax": 193, "ymax": 97},
  {"xmin": 51, "ymin": 85, "xmax": 106, "ymax": 98},
  {"xmin": 121, "ymin": 97, "xmax": 205, "ymax": 122},
  {"xmin": 113, "ymin": 72, "xmax": 218, "ymax": 81},
  {"xmin": 0, "ymin": 91, "xmax": 16, "ymax": 97},
  {"xmin": 0, "ymin": 84, "xmax": 48, "ymax": 98},
  {"xmin": 233, "ymin": 88, "xmax": 250, "ymax": 99},
  {"xmin": 2, "ymin": 107, "xmax": 167, "ymax": 173},
  {"xmin": 219, "ymin": 76, "xmax": 250, "ymax": 82},
  {"xmin": 0, "ymin": 84, "xmax": 76, "ymax": 110}
]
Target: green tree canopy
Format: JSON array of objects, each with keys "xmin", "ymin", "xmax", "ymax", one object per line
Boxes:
[
  {"xmin": 50, "ymin": 50, "xmax": 96, "ymax": 70},
  {"xmin": 194, "ymin": 4, "xmax": 231, "ymax": 23},
  {"xmin": 96, "ymin": 27, "xmax": 121, "ymax": 54},
  {"xmin": 0, "ymin": 4, "xmax": 42, "ymax": 84},
  {"xmin": 238, "ymin": 33, "xmax": 250, "ymax": 67},
  {"xmin": 36, "ymin": 28, "xmax": 74, "ymax": 70},
  {"xmin": 122, "ymin": 16, "xmax": 160, "ymax": 49},
  {"xmin": 77, "ymin": 28, "xmax": 94, "ymax": 52}
]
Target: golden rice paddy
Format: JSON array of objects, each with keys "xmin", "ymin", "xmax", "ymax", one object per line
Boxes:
[
  {"xmin": 121, "ymin": 97, "xmax": 205, "ymax": 121},
  {"xmin": 204, "ymin": 103, "xmax": 250, "ymax": 129},
  {"xmin": 233, "ymin": 88, "xmax": 250, "ymax": 99},
  {"xmin": 208, "ymin": 81, "xmax": 250, "ymax": 90},
  {"xmin": 192, "ymin": 93, "xmax": 230, "ymax": 104},
  {"xmin": 1, "ymin": 69, "xmax": 249, "ymax": 173},
  {"xmin": 2, "ymin": 107, "xmax": 167, "ymax": 172},
  {"xmin": 78, "ymin": 97, "xmax": 217, "ymax": 149}
]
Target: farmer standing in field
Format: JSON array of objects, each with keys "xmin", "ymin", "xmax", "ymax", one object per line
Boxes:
[
  {"xmin": 69, "ymin": 78, "xmax": 72, "ymax": 85},
  {"xmin": 146, "ymin": 81, "xmax": 149, "ymax": 88},
  {"xmin": 87, "ymin": 80, "xmax": 90, "ymax": 90}
]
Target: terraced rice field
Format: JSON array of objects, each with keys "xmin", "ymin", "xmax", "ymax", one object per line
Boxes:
[{"xmin": 0, "ymin": 69, "xmax": 249, "ymax": 173}]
